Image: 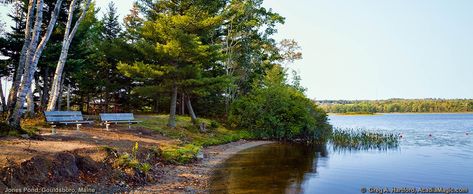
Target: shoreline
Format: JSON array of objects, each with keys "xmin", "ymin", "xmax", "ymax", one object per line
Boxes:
[
  {"xmin": 329, "ymin": 112, "xmax": 473, "ymax": 116},
  {"xmin": 0, "ymin": 125, "xmax": 273, "ymax": 193},
  {"xmin": 133, "ymin": 140, "xmax": 274, "ymax": 193}
]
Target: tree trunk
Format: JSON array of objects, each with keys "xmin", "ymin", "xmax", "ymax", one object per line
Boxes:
[
  {"xmin": 181, "ymin": 93, "xmax": 185, "ymax": 115},
  {"xmin": 56, "ymin": 75, "xmax": 65, "ymax": 111},
  {"xmin": 8, "ymin": 0, "xmax": 63, "ymax": 128},
  {"xmin": 40, "ymin": 66, "xmax": 49, "ymax": 110},
  {"xmin": 47, "ymin": 0, "xmax": 91, "ymax": 111},
  {"xmin": 26, "ymin": 87, "xmax": 34, "ymax": 116},
  {"xmin": 167, "ymin": 83, "xmax": 178, "ymax": 128},
  {"xmin": 186, "ymin": 97, "xmax": 197, "ymax": 124},
  {"xmin": 7, "ymin": 0, "xmax": 35, "ymax": 112},
  {"xmin": 66, "ymin": 84, "xmax": 70, "ymax": 111},
  {"xmin": 0, "ymin": 78, "xmax": 7, "ymax": 112},
  {"xmin": 8, "ymin": 0, "xmax": 45, "ymax": 127},
  {"xmin": 154, "ymin": 98, "xmax": 159, "ymax": 113},
  {"xmin": 79, "ymin": 95, "xmax": 84, "ymax": 112},
  {"xmin": 86, "ymin": 94, "xmax": 90, "ymax": 113},
  {"xmin": 104, "ymin": 87, "xmax": 109, "ymax": 113}
]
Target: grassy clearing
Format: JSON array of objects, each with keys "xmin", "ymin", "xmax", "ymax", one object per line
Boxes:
[
  {"xmin": 137, "ymin": 115, "xmax": 254, "ymax": 164},
  {"xmin": 330, "ymin": 128, "xmax": 399, "ymax": 150}
]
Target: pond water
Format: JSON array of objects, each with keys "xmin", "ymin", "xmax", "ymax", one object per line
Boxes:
[{"xmin": 210, "ymin": 114, "xmax": 473, "ymax": 193}]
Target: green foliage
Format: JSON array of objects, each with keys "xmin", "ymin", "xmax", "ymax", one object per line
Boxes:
[
  {"xmin": 209, "ymin": 120, "xmax": 220, "ymax": 129},
  {"xmin": 132, "ymin": 142, "xmax": 139, "ymax": 158},
  {"xmin": 102, "ymin": 2, "xmax": 121, "ymax": 40},
  {"xmin": 2, "ymin": 0, "xmax": 314, "ymax": 139},
  {"xmin": 149, "ymin": 146, "xmax": 162, "ymax": 158},
  {"xmin": 112, "ymin": 143, "xmax": 154, "ymax": 174},
  {"xmin": 139, "ymin": 163, "xmax": 152, "ymax": 173},
  {"xmin": 114, "ymin": 153, "xmax": 140, "ymax": 169},
  {"xmin": 161, "ymin": 144, "xmax": 201, "ymax": 164},
  {"xmin": 229, "ymin": 66, "xmax": 332, "ymax": 142},
  {"xmin": 100, "ymin": 145, "xmax": 119, "ymax": 158},
  {"xmin": 123, "ymin": 2, "xmax": 143, "ymax": 43},
  {"xmin": 0, "ymin": 122, "xmax": 24, "ymax": 137},
  {"xmin": 320, "ymin": 99, "xmax": 473, "ymax": 113},
  {"xmin": 139, "ymin": 115, "xmax": 256, "ymax": 147}
]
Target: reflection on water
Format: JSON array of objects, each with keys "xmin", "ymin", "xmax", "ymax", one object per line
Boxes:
[
  {"xmin": 210, "ymin": 143, "xmax": 327, "ymax": 193},
  {"xmin": 210, "ymin": 114, "xmax": 473, "ymax": 194}
]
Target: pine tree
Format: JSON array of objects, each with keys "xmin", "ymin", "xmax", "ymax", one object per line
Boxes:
[
  {"xmin": 119, "ymin": 0, "xmax": 225, "ymax": 128},
  {"xmin": 123, "ymin": 2, "xmax": 142, "ymax": 43},
  {"xmin": 102, "ymin": 1, "xmax": 121, "ymax": 40}
]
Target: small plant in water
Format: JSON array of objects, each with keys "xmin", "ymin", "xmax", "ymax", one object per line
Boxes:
[{"xmin": 330, "ymin": 128, "xmax": 399, "ymax": 150}]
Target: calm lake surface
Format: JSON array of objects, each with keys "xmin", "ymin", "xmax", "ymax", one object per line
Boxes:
[{"xmin": 210, "ymin": 114, "xmax": 473, "ymax": 193}]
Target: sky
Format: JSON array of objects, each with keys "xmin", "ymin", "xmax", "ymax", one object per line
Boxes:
[{"xmin": 2, "ymin": 0, "xmax": 473, "ymax": 100}]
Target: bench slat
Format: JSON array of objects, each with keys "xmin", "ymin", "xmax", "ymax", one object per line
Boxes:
[
  {"xmin": 44, "ymin": 111, "xmax": 87, "ymax": 123},
  {"xmin": 59, "ymin": 121, "xmax": 94, "ymax": 124},
  {"xmin": 105, "ymin": 120, "xmax": 142, "ymax": 124},
  {"xmin": 100, "ymin": 113, "xmax": 136, "ymax": 121}
]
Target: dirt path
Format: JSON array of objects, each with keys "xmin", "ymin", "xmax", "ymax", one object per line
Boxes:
[
  {"xmin": 0, "ymin": 124, "xmax": 273, "ymax": 193},
  {"xmin": 0, "ymin": 126, "xmax": 176, "ymax": 167},
  {"xmin": 133, "ymin": 140, "xmax": 274, "ymax": 193}
]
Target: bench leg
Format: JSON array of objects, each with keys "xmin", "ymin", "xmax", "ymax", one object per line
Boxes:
[
  {"xmin": 106, "ymin": 123, "xmax": 110, "ymax": 131},
  {"xmin": 128, "ymin": 123, "xmax": 131, "ymax": 129},
  {"xmin": 76, "ymin": 124, "xmax": 82, "ymax": 131},
  {"xmin": 51, "ymin": 125, "xmax": 57, "ymax": 135}
]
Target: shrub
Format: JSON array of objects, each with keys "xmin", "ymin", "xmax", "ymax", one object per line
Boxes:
[
  {"xmin": 228, "ymin": 66, "xmax": 332, "ymax": 142},
  {"xmin": 209, "ymin": 121, "xmax": 219, "ymax": 129}
]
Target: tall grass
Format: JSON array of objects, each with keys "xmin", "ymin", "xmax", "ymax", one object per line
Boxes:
[{"xmin": 330, "ymin": 128, "xmax": 399, "ymax": 150}]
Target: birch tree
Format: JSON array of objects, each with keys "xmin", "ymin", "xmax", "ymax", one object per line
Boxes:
[
  {"xmin": 46, "ymin": 0, "xmax": 91, "ymax": 111},
  {"xmin": 26, "ymin": 88, "xmax": 34, "ymax": 115},
  {"xmin": 7, "ymin": 0, "xmax": 63, "ymax": 128},
  {"xmin": 6, "ymin": 0, "xmax": 35, "ymax": 113},
  {"xmin": 0, "ymin": 78, "xmax": 6, "ymax": 111}
]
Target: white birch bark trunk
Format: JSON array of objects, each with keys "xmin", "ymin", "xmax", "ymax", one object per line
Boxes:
[
  {"xmin": 46, "ymin": 0, "xmax": 91, "ymax": 111},
  {"xmin": 56, "ymin": 73, "xmax": 65, "ymax": 111},
  {"xmin": 0, "ymin": 78, "xmax": 6, "ymax": 111},
  {"xmin": 26, "ymin": 87, "xmax": 34, "ymax": 116},
  {"xmin": 66, "ymin": 84, "xmax": 70, "ymax": 111},
  {"xmin": 7, "ymin": 0, "xmax": 35, "ymax": 111},
  {"xmin": 8, "ymin": 0, "xmax": 63, "ymax": 128}
]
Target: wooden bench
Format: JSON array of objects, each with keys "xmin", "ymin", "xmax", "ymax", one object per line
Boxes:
[
  {"xmin": 44, "ymin": 111, "xmax": 94, "ymax": 134},
  {"xmin": 99, "ymin": 113, "xmax": 142, "ymax": 130}
]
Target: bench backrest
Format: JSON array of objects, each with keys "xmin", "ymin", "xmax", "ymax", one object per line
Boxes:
[
  {"xmin": 100, "ymin": 113, "xmax": 135, "ymax": 121},
  {"xmin": 44, "ymin": 111, "xmax": 84, "ymax": 122}
]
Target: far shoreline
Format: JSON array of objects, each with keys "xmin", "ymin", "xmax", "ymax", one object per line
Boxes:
[{"xmin": 328, "ymin": 112, "xmax": 473, "ymax": 116}]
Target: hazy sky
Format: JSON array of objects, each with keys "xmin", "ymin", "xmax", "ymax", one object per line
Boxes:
[{"xmin": 2, "ymin": 0, "xmax": 473, "ymax": 100}]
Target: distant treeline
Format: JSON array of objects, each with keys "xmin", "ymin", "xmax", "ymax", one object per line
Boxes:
[{"xmin": 317, "ymin": 99, "xmax": 473, "ymax": 113}]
